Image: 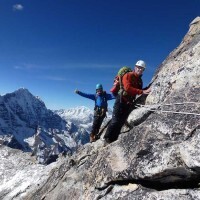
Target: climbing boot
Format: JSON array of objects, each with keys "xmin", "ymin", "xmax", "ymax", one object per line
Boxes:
[
  {"xmin": 90, "ymin": 133, "xmax": 96, "ymax": 143},
  {"xmin": 103, "ymin": 138, "xmax": 111, "ymax": 147}
]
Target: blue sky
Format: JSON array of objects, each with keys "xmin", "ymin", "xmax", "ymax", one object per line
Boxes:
[{"xmin": 0, "ymin": 0, "xmax": 199, "ymax": 110}]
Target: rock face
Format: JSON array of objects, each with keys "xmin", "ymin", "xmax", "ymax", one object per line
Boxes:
[
  {"xmin": 149, "ymin": 17, "xmax": 200, "ymax": 105},
  {"xmin": 0, "ymin": 17, "xmax": 200, "ymax": 200}
]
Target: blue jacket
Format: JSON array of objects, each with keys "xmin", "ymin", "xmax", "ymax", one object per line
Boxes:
[{"xmin": 77, "ymin": 91, "xmax": 115, "ymax": 109}]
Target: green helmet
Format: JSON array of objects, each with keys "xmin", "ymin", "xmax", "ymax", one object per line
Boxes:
[{"xmin": 96, "ymin": 83, "xmax": 103, "ymax": 90}]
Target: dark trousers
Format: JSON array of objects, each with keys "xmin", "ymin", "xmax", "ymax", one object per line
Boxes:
[
  {"xmin": 91, "ymin": 112, "xmax": 106, "ymax": 138},
  {"xmin": 104, "ymin": 95, "xmax": 133, "ymax": 142}
]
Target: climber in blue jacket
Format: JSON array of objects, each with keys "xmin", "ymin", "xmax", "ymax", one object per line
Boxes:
[{"xmin": 75, "ymin": 84, "xmax": 115, "ymax": 142}]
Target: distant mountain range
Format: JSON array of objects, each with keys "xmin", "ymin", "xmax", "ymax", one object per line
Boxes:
[
  {"xmin": 0, "ymin": 88, "xmax": 100, "ymax": 164},
  {"xmin": 55, "ymin": 106, "xmax": 113, "ymax": 133}
]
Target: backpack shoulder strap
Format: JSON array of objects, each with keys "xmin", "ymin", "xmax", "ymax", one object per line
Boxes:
[
  {"xmin": 118, "ymin": 70, "xmax": 132, "ymax": 102},
  {"xmin": 103, "ymin": 91, "xmax": 108, "ymax": 111},
  {"xmin": 102, "ymin": 91, "xmax": 107, "ymax": 102},
  {"xmin": 94, "ymin": 93, "xmax": 98, "ymax": 109}
]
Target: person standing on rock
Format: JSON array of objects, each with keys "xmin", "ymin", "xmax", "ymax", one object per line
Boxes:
[
  {"xmin": 104, "ymin": 60, "xmax": 151, "ymax": 144},
  {"xmin": 75, "ymin": 84, "xmax": 115, "ymax": 143}
]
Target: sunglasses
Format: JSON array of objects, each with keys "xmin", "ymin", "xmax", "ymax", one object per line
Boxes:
[{"xmin": 136, "ymin": 66, "xmax": 145, "ymax": 70}]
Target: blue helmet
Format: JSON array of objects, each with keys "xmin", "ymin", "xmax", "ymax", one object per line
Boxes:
[{"xmin": 96, "ymin": 83, "xmax": 103, "ymax": 90}]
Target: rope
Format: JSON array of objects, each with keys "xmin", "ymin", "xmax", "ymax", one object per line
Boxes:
[
  {"xmin": 150, "ymin": 109, "xmax": 200, "ymax": 116},
  {"xmin": 136, "ymin": 102, "xmax": 200, "ymax": 107},
  {"xmin": 163, "ymin": 102, "xmax": 200, "ymax": 105},
  {"xmin": 135, "ymin": 102, "xmax": 200, "ymax": 116}
]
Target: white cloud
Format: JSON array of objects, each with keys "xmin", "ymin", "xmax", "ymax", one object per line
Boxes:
[
  {"xmin": 14, "ymin": 63, "xmax": 116, "ymax": 70},
  {"xmin": 14, "ymin": 64, "xmax": 35, "ymax": 70},
  {"xmin": 14, "ymin": 63, "xmax": 59, "ymax": 70},
  {"xmin": 14, "ymin": 63, "xmax": 51, "ymax": 70},
  {"xmin": 39, "ymin": 76, "xmax": 66, "ymax": 81},
  {"xmin": 13, "ymin": 4, "xmax": 24, "ymax": 11},
  {"xmin": 14, "ymin": 66, "xmax": 26, "ymax": 70},
  {"xmin": 59, "ymin": 63, "xmax": 116, "ymax": 70},
  {"xmin": 38, "ymin": 76, "xmax": 87, "ymax": 84}
]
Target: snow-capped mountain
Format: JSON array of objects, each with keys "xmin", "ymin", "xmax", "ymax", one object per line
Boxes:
[
  {"xmin": 0, "ymin": 88, "xmax": 84, "ymax": 164},
  {"xmin": 0, "ymin": 88, "xmax": 112, "ymax": 164},
  {"xmin": 55, "ymin": 106, "xmax": 113, "ymax": 133},
  {"xmin": 55, "ymin": 106, "xmax": 93, "ymax": 132}
]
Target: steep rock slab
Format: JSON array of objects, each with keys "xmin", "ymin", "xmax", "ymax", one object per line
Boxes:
[{"xmin": 148, "ymin": 17, "xmax": 200, "ymax": 104}]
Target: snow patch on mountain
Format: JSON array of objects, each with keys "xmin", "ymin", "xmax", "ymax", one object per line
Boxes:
[
  {"xmin": 55, "ymin": 106, "xmax": 113, "ymax": 133},
  {"xmin": 55, "ymin": 106, "xmax": 93, "ymax": 132},
  {"xmin": 0, "ymin": 145, "xmax": 59, "ymax": 199}
]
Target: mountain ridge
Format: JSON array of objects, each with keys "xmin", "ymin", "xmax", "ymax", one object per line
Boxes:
[{"xmin": 0, "ymin": 88, "xmax": 91, "ymax": 164}]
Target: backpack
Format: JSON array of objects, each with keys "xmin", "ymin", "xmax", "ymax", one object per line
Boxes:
[
  {"xmin": 110, "ymin": 66, "xmax": 132, "ymax": 96},
  {"xmin": 117, "ymin": 66, "xmax": 132, "ymax": 77}
]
